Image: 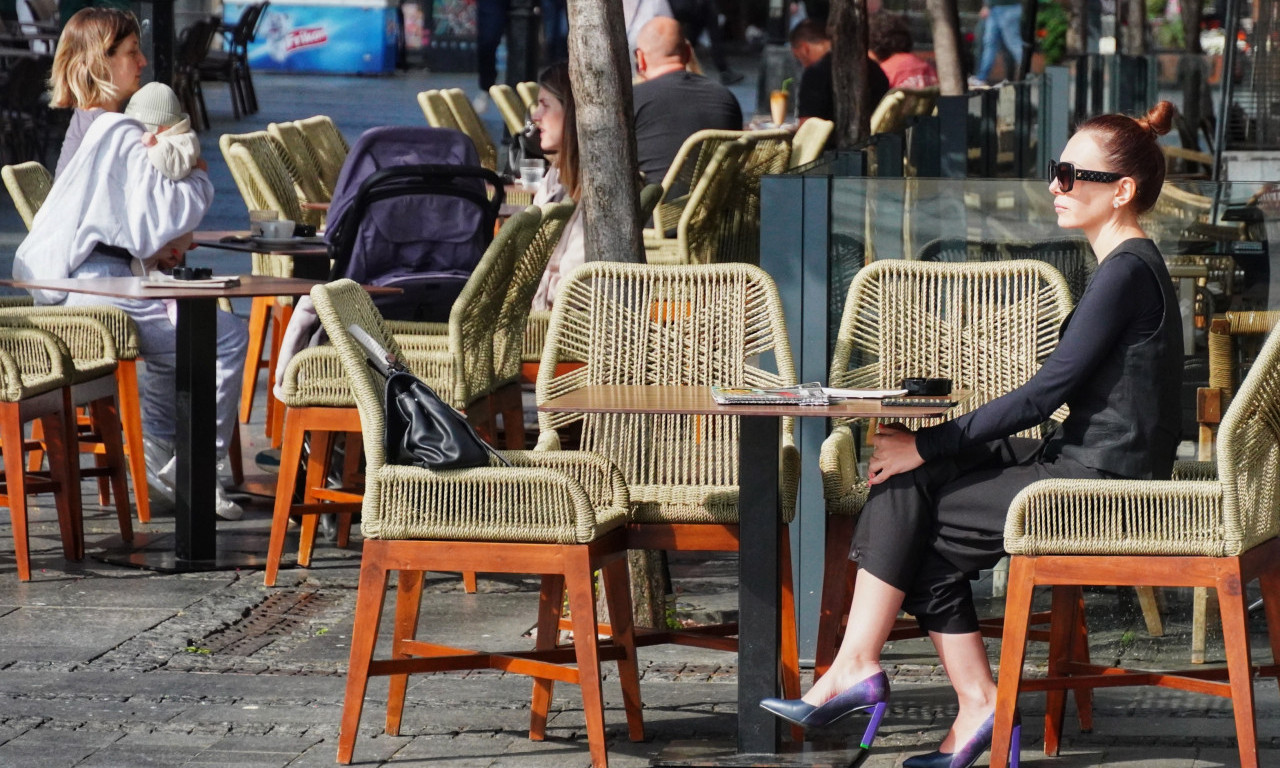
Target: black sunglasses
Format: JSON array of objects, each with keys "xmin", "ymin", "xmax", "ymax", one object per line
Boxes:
[{"xmin": 1048, "ymin": 160, "xmax": 1124, "ymax": 192}]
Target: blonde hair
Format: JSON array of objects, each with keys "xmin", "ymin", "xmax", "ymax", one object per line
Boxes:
[{"xmin": 50, "ymin": 8, "xmax": 141, "ymax": 109}]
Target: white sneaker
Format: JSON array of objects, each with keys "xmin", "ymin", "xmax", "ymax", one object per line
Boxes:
[
  {"xmin": 143, "ymin": 437, "xmax": 176, "ymax": 506},
  {"xmin": 968, "ymin": 76, "xmax": 989, "ymax": 89},
  {"xmin": 215, "ymin": 485, "xmax": 244, "ymax": 521}
]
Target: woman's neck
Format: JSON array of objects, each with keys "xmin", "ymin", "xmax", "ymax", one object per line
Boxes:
[{"xmin": 1087, "ymin": 215, "xmax": 1147, "ymax": 263}]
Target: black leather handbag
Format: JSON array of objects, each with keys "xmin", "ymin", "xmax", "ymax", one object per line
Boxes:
[{"xmin": 350, "ymin": 324, "xmax": 509, "ymax": 470}]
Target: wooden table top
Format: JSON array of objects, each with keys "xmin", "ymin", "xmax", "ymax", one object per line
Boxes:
[
  {"xmin": 538, "ymin": 384, "xmax": 966, "ymax": 418},
  {"xmin": 194, "ymin": 231, "xmax": 329, "ymax": 257},
  {"xmin": 0, "ymin": 275, "xmax": 398, "ymax": 300}
]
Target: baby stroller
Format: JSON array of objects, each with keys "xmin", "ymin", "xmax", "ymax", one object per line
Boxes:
[{"xmin": 324, "ymin": 125, "xmax": 505, "ymax": 321}]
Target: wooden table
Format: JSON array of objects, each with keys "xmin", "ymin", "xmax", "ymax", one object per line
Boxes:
[
  {"xmin": 538, "ymin": 385, "xmax": 962, "ymax": 757},
  {"xmin": 0, "ymin": 276, "xmax": 389, "ymax": 572}
]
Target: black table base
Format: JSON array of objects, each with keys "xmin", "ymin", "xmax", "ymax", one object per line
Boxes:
[{"xmin": 91, "ymin": 532, "xmax": 268, "ymax": 573}]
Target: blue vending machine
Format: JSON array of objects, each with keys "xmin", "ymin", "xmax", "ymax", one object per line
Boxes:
[{"xmin": 225, "ymin": 0, "xmax": 400, "ymax": 75}]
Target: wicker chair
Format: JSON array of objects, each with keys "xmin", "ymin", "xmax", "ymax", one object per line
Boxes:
[
  {"xmin": 294, "ymin": 116, "xmax": 349, "ymax": 197},
  {"xmin": 790, "ymin": 118, "xmax": 833, "ymax": 168},
  {"xmin": 870, "ymin": 86, "xmax": 940, "ymax": 135},
  {"xmin": 650, "ymin": 128, "xmax": 746, "ymax": 234},
  {"xmin": 267, "ymin": 120, "xmax": 330, "ymax": 209},
  {"xmin": 917, "ymin": 236, "xmax": 1096, "ymax": 304},
  {"xmin": 644, "ymin": 140, "xmax": 749, "ymax": 265},
  {"xmin": 990, "ymin": 323, "xmax": 1280, "ymax": 768},
  {"xmin": 2, "ymin": 162, "xmax": 153, "ymax": 523},
  {"xmin": 815, "ymin": 259, "xmax": 1076, "ymax": 677},
  {"xmin": 220, "ymin": 130, "xmax": 307, "ymax": 441},
  {"xmin": 442, "ymin": 88, "xmax": 498, "ymax": 171},
  {"xmin": 264, "ymin": 206, "xmax": 567, "ymax": 586},
  {"xmin": 417, "ymin": 89, "xmax": 461, "ymax": 132},
  {"xmin": 515, "ymin": 80, "xmax": 539, "ymax": 109},
  {"xmin": 489, "ymin": 83, "xmax": 527, "ymax": 135},
  {"xmin": 1196, "ymin": 310, "xmax": 1280, "ymax": 461},
  {"xmin": 535, "ymin": 262, "xmax": 803, "ymax": 703},
  {"xmin": 310, "ymin": 278, "xmax": 644, "ymax": 768},
  {"xmin": 2, "ymin": 160, "xmax": 51, "ymax": 229},
  {"xmin": 0, "ymin": 328, "xmax": 89, "ymax": 580}
]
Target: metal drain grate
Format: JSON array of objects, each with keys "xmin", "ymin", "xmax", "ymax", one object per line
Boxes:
[{"xmin": 198, "ymin": 591, "xmax": 334, "ymax": 656}]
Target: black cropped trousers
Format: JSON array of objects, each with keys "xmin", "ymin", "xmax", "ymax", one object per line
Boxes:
[{"xmin": 850, "ymin": 437, "xmax": 1105, "ymax": 634}]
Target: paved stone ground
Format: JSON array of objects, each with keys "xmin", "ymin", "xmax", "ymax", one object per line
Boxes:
[{"xmin": 1, "ymin": 66, "xmax": 1278, "ymax": 768}]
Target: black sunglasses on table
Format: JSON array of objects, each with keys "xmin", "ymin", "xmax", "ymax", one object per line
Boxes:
[{"xmin": 1048, "ymin": 160, "xmax": 1124, "ymax": 192}]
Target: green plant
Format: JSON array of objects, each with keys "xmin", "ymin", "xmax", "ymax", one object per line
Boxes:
[
  {"xmin": 184, "ymin": 646, "xmax": 212, "ymax": 655},
  {"xmin": 780, "ymin": 77, "xmax": 794, "ymax": 93},
  {"xmin": 1036, "ymin": 0, "xmax": 1070, "ymax": 65}
]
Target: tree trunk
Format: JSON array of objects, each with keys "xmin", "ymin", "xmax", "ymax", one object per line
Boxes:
[
  {"xmin": 827, "ymin": 0, "xmax": 871, "ymax": 147},
  {"xmin": 627, "ymin": 550, "xmax": 672, "ymax": 629},
  {"xmin": 1121, "ymin": 0, "xmax": 1147, "ymax": 55},
  {"xmin": 1181, "ymin": 0, "xmax": 1203, "ymax": 54},
  {"xmin": 927, "ymin": 0, "xmax": 966, "ymax": 95},
  {"xmin": 566, "ymin": 0, "xmax": 643, "ymax": 263}
]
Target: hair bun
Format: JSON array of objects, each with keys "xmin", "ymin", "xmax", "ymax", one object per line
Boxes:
[{"xmin": 1137, "ymin": 101, "xmax": 1175, "ymax": 137}]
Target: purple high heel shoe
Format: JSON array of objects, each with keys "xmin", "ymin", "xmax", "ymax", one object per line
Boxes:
[
  {"xmin": 758, "ymin": 671, "xmax": 890, "ymax": 749},
  {"xmin": 901, "ymin": 711, "xmax": 1021, "ymax": 768}
]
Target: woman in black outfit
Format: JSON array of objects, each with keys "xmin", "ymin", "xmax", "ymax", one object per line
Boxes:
[{"xmin": 761, "ymin": 101, "xmax": 1184, "ymax": 768}]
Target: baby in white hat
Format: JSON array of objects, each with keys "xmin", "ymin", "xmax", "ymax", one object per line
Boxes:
[
  {"xmin": 124, "ymin": 83, "xmax": 203, "ymax": 320},
  {"xmin": 125, "ymin": 82, "xmax": 201, "ymax": 181}
]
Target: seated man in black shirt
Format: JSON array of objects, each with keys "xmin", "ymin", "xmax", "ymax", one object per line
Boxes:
[
  {"xmin": 790, "ymin": 19, "xmax": 888, "ymax": 129},
  {"xmin": 632, "ymin": 17, "xmax": 743, "ymax": 186}
]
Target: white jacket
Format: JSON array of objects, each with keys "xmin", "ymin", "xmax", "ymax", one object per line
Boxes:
[
  {"xmin": 145, "ymin": 117, "xmax": 201, "ymax": 181},
  {"xmin": 14, "ymin": 112, "xmax": 214, "ymax": 303}
]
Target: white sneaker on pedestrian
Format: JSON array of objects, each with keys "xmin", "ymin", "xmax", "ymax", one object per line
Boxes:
[
  {"xmin": 968, "ymin": 76, "xmax": 989, "ymax": 89},
  {"xmin": 143, "ymin": 437, "xmax": 176, "ymax": 507},
  {"xmin": 215, "ymin": 485, "xmax": 244, "ymax": 521}
]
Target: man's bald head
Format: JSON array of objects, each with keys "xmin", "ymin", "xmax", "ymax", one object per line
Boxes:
[{"xmin": 635, "ymin": 17, "xmax": 690, "ymax": 79}]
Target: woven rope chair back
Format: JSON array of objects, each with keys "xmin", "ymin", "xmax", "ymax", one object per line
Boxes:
[
  {"xmin": 536, "ymin": 262, "xmax": 796, "ymax": 523},
  {"xmin": 832, "ymin": 259, "xmax": 1074, "ymax": 434},
  {"xmin": 268, "ymin": 120, "xmax": 330, "ymax": 204},
  {"xmin": 219, "ymin": 130, "xmax": 304, "ymax": 222},
  {"xmin": 294, "ymin": 116, "xmax": 349, "ymax": 194},
  {"xmin": 653, "ymin": 129, "xmax": 745, "ymax": 232},
  {"xmin": 489, "ymin": 83, "xmax": 527, "ymax": 135},
  {"xmin": 442, "ymin": 88, "xmax": 498, "ymax": 171},
  {"xmin": 515, "ymin": 81, "xmax": 539, "ymax": 108},
  {"xmin": 870, "ymin": 87, "xmax": 940, "ymax": 135},
  {"xmin": 716, "ymin": 130, "xmax": 792, "ymax": 265},
  {"xmin": 917, "ymin": 236, "xmax": 1096, "ymax": 303},
  {"xmin": 790, "ymin": 118, "xmax": 833, "ymax": 167},
  {"xmin": 417, "ymin": 90, "xmax": 461, "ymax": 131},
  {"xmin": 310, "ymin": 279, "xmax": 404, "ymax": 538},
  {"xmin": 677, "ymin": 140, "xmax": 750, "ymax": 264},
  {"xmin": 1215, "ymin": 324, "xmax": 1280, "ymax": 553},
  {"xmin": 444, "ymin": 207, "xmax": 542, "ymax": 404},
  {"xmin": 1, "ymin": 161, "xmax": 51, "ymax": 230},
  {"xmin": 492, "ymin": 202, "xmax": 574, "ymax": 384}
]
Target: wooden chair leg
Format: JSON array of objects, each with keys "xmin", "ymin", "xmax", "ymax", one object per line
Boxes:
[
  {"xmin": 337, "ymin": 546, "xmax": 391, "ymax": 765},
  {"xmin": 815, "ymin": 514, "xmax": 855, "ymax": 678},
  {"xmin": 89, "ymin": 396, "xmax": 133, "ymax": 542},
  {"xmin": 600, "ymin": 553, "xmax": 645, "ymax": 741},
  {"xmin": 990, "ymin": 557, "xmax": 1034, "ymax": 768},
  {"xmin": 565, "ymin": 550, "xmax": 609, "ymax": 768},
  {"xmin": 298, "ymin": 429, "xmax": 334, "ymax": 568},
  {"xmin": 1135, "ymin": 586, "xmax": 1163, "ymax": 636},
  {"xmin": 778, "ymin": 525, "xmax": 804, "ymax": 743},
  {"xmin": 1069, "ymin": 589, "xmax": 1094, "ymax": 733},
  {"xmin": 337, "ymin": 432, "xmax": 361, "ymax": 549},
  {"xmin": 1, "ymin": 402, "xmax": 31, "ymax": 580},
  {"xmin": 240, "ymin": 295, "xmax": 269, "ymax": 424},
  {"xmin": 265, "ymin": 408, "xmax": 306, "ymax": 586},
  {"xmin": 530, "ymin": 572, "xmax": 567, "ymax": 741},
  {"xmin": 1043, "ymin": 585, "xmax": 1080, "ymax": 756},
  {"xmin": 116, "ymin": 361, "xmax": 149, "ymax": 523},
  {"xmin": 44, "ymin": 391, "xmax": 83, "ymax": 562},
  {"xmin": 1218, "ymin": 563, "xmax": 1260, "ymax": 768},
  {"xmin": 266, "ymin": 302, "xmax": 292, "ymax": 448},
  {"xmin": 386, "ymin": 569, "xmax": 425, "ymax": 736}
]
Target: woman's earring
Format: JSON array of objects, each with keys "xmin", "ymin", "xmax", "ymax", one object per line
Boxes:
[{"xmin": 1113, "ymin": 200, "xmax": 1120, "ymax": 208}]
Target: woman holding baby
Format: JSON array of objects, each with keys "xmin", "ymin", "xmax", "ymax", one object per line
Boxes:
[{"xmin": 14, "ymin": 8, "xmax": 249, "ymax": 520}]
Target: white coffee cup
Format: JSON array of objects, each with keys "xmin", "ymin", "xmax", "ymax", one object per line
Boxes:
[
  {"xmin": 258, "ymin": 219, "xmax": 295, "ymax": 239},
  {"xmin": 249, "ymin": 209, "xmax": 278, "ymax": 236}
]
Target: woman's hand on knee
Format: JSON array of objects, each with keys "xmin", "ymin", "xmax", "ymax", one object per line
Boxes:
[{"xmin": 867, "ymin": 423, "xmax": 923, "ymax": 485}]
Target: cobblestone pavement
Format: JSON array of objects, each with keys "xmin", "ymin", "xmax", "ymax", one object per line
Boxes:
[{"xmin": 1, "ymin": 70, "xmax": 1278, "ymax": 767}]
